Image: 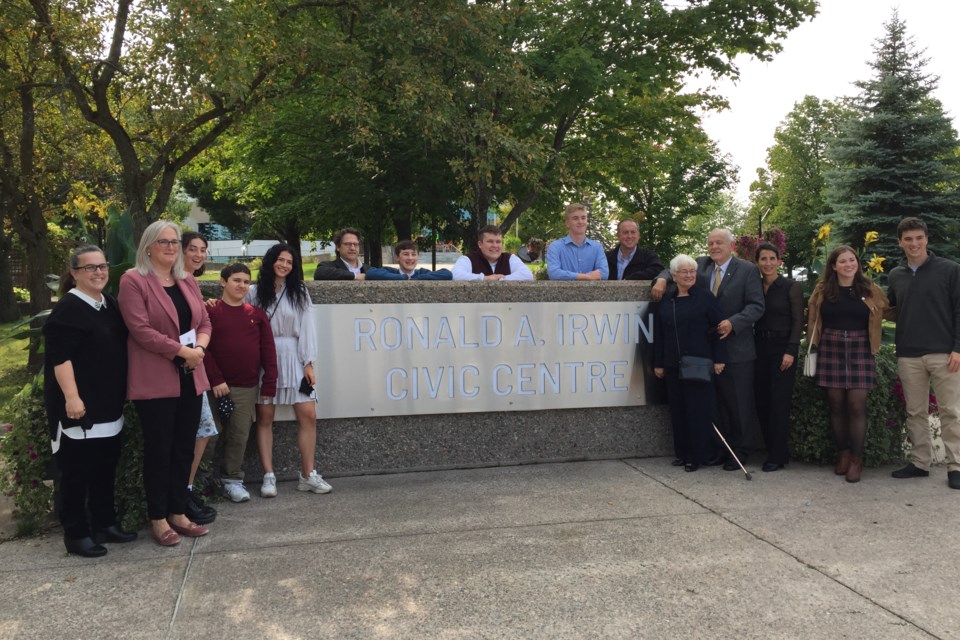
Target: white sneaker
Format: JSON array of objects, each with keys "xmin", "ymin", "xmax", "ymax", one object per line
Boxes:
[
  {"xmin": 222, "ymin": 481, "xmax": 250, "ymax": 503},
  {"xmin": 260, "ymin": 473, "xmax": 277, "ymax": 498},
  {"xmin": 297, "ymin": 470, "xmax": 332, "ymax": 494}
]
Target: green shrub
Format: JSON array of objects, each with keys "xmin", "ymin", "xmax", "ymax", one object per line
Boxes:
[
  {"xmin": 791, "ymin": 343, "xmax": 907, "ymax": 466},
  {"xmin": 0, "ymin": 376, "xmax": 53, "ymax": 536},
  {"xmin": 13, "ymin": 287, "xmax": 29, "ymax": 303},
  {"xmin": 0, "ymin": 372, "xmax": 204, "ymax": 536}
]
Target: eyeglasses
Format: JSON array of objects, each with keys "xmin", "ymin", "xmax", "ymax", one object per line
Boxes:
[
  {"xmin": 75, "ymin": 264, "xmax": 110, "ymax": 273},
  {"xmin": 155, "ymin": 239, "xmax": 179, "ymax": 248},
  {"xmin": 340, "ymin": 242, "xmax": 360, "ymax": 248},
  {"xmin": 675, "ymin": 269, "xmax": 697, "ymax": 275}
]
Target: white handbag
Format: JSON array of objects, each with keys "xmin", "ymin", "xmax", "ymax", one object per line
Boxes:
[{"xmin": 803, "ymin": 316, "xmax": 818, "ymax": 377}]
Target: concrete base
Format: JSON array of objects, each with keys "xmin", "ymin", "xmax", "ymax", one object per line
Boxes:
[{"xmin": 236, "ymin": 405, "xmax": 673, "ymax": 480}]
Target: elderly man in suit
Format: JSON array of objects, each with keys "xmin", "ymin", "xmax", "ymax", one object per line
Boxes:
[
  {"xmin": 651, "ymin": 228, "xmax": 765, "ymax": 468},
  {"xmin": 313, "ymin": 228, "xmax": 367, "ymax": 281},
  {"xmin": 606, "ymin": 219, "xmax": 663, "ymax": 281}
]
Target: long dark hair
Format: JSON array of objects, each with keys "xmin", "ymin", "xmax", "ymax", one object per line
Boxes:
[
  {"xmin": 181, "ymin": 231, "xmax": 208, "ymax": 277},
  {"xmin": 255, "ymin": 243, "xmax": 308, "ymax": 311},
  {"xmin": 819, "ymin": 245, "xmax": 872, "ymax": 302}
]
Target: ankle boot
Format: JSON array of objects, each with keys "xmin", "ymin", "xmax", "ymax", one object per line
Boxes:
[
  {"xmin": 834, "ymin": 450, "xmax": 851, "ymax": 475},
  {"xmin": 846, "ymin": 456, "xmax": 862, "ymax": 483}
]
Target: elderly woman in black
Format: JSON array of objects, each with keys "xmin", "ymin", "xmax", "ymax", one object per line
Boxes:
[
  {"xmin": 753, "ymin": 242, "xmax": 804, "ymax": 472},
  {"xmin": 44, "ymin": 246, "xmax": 136, "ymax": 557},
  {"xmin": 654, "ymin": 254, "xmax": 727, "ymax": 471},
  {"xmin": 807, "ymin": 245, "xmax": 888, "ymax": 483}
]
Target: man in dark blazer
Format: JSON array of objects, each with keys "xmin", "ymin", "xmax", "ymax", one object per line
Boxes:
[
  {"xmin": 606, "ymin": 219, "xmax": 664, "ymax": 280},
  {"xmin": 313, "ymin": 228, "xmax": 367, "ymax": 281},
  {"xmin": 651, "ymin": 228, "xmax": 765, "ymax": 467}
]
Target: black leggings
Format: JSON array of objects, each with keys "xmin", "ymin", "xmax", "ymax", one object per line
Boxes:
[{"xmin": 55, "ymin": 434, "xmax": 121, "ymax": 539}]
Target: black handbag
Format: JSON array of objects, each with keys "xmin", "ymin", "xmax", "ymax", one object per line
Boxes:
[{"xmin": 673, "ymin": 299, "xmax": 713, "ymax": 383}]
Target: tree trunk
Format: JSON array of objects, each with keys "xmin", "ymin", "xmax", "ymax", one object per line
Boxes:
[{"xmin": 0, "ymin": 232, "xmax": 20, "ymax": 322}]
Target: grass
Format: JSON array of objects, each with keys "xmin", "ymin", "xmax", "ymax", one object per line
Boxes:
[
  {"xmin": 0, "ymin": 318, "xmax": 33, "ymax": 420},
  {"xmin": 195, "ymin": 262, "xmax": 319, "ymax": 282}
]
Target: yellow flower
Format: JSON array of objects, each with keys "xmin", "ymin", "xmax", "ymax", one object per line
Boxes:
[
  {"xmin": 817, "ymin": 224, "xmax": 831, "ymax": 241},
  {"xmin": 864, "ymin": 231, "xmax": 879, "ymax": 245},
  {"xmin": 867, "ymin": 254, "xmax": 886, "ymax": 273}
]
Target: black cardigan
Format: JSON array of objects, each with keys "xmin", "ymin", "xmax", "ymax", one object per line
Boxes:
[
  {"xmin": 654, "ymin": 286, "xmax": 727, "ymax": 368},
  {"xmin": 43, "ymin": 293, "xmax": 128, "ymax": 439}
]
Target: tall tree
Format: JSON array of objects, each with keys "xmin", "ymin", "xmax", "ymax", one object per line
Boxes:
[
  {"xmin": 751, "ymin": 95, "xmax": 852, "ymax": 270},
  {"xmin": 826, "ymin": 12, "xmax": 960, "ymax": 264},
  {"xmin": 28, "ymin": 0, "xmax": 352, "ymax": 240}
]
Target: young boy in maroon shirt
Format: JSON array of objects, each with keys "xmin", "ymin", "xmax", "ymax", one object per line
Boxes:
[{"xmin": 205, "ymin": 263, "xmax": 278, "ymax": 502}]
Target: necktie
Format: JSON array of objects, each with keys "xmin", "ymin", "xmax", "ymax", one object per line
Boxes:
[{"xmin": 712, "ymin": 265, "xmax": 722, "ymax": 296}]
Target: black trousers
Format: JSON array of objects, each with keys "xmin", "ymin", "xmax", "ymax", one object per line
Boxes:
[
  {"xmin": 54, "ymin": 433, "xmax": 121, "ymax": 539},
  {"xmin": 754, "ymin": 338, "xmax": 797, "ymax": 465},
  {"xmin": 134, "ymin": 373, "xmax": 202, "ymax": 520},
  {"xmin": 714, "ymin": 360, "xmax": 762, "ymax": 456},
  {"xmin": 665, "ymin": 368, "xmax": 714, "ymax": 465}
]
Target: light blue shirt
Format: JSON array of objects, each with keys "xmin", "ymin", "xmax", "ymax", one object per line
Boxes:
[
  {"xmin": 616, "ymin": 247, "xmax": 637, "ymax": 280},
  {"xmin": 546, "ymin": 235, "xmax": 609, "ymax": 280}
]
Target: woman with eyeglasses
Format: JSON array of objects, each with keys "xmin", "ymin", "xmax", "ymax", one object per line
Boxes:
[
  {"xmin": 44, "ymin": 245, "xmax": 136, "ymax": 557},
  {"xmin": 653, "ymin": 255, "xmax": 727, "ymax": 471},
  {"xmin": 118, "ymin": 221, "xmax": 212, "ymax": 546}
]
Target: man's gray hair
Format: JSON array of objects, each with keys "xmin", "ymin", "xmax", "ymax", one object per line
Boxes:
[{"xmin": 710, "ymin": 228, "xmax": 735, "ymax": 243}]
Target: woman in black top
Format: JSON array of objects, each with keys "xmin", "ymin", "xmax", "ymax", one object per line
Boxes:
[
  {"xmin": 43, "ymin": 246, "xmax": 136, "ymax": 557},
  {"xmin": 753, "ymin": 243, "xmax": 803, "ymax": 472},
  {"xmin": 806, "ymin": 246, "xmax": 888, "ymax": 483},
  {"xmin": 654, "ymin": 254, "xmax": 727, "ymax": 471}
]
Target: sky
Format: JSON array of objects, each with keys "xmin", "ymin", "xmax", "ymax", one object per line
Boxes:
[{"xmin": 699, "ymin": 1, "xmax": 960, "ymax": 202}]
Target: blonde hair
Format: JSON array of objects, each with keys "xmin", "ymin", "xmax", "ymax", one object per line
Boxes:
[
  {"xmin": 564, "ymin": 203, "xmax": 588, "ymax": 220},
  {"xmin": 135, "ymin": 220, "xmax": 186, "ymax": 279}
]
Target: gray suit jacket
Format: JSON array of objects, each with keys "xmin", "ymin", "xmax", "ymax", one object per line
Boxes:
[{"xmin": 657, "ymin": 255, "xmax": 764, "ymax": 363}]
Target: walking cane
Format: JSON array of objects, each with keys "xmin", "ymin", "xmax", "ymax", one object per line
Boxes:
[{"xmin": 712, "ymin": 423, "xmax": 752, "ymax": 481}]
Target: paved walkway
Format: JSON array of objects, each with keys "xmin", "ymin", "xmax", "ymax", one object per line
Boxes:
[{"xmin": 1, "ymin": 458, "xmax": 958, "ymax": 639}]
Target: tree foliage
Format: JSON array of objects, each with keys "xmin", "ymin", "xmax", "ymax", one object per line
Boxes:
[
  {"xmin": 751, "ymin": 95, "xmax": 853, "ymax": 269},
  {"xmin": 826, "ymin": 12, "xmax": 960, "ymax": 264}
]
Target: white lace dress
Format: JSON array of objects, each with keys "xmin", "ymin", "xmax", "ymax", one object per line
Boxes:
[{"xmin": 247, "ymin": 283, "xmax": 317, "ymax": 405}]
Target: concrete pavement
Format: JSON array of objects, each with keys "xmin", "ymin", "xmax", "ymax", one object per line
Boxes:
[{"xmin": 0, "ymin": 458, "xmax": 958, "ymax": 639}]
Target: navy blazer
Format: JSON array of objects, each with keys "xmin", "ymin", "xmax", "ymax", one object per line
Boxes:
[
  {"xmin": 313, "ymin": 257, "xmax": 367, "ymax": 281},
  {"xmin": 606, "ymin": 245, "xmax": 664, "ymax": 281}
]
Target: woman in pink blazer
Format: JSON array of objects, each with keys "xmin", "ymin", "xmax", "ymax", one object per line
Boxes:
[{"xmin": 118, "ymin": 221, "xmax": 212, "ymax": 546}]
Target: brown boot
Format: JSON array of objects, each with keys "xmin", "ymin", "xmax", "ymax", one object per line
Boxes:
[
  {"xmin": 846, "ymin": 456, "xmax": 862, "ymax": 483},
  {"xmin": 834, "ymin": 450, "xmax": 851, "ymax": 475}
]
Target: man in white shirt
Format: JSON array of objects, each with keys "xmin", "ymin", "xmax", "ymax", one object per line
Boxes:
[
  {"xmin": 313, "ymin": 228, "xmax": 367, "ymax": 281},
  {"xmin": 452, "ymin": 225, "xmax": 534, "ymax": 282}
]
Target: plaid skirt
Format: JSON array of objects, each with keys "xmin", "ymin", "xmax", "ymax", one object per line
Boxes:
[{"xmin": 815, "ymin": 328, "xmax": 876, "ymax": 390}]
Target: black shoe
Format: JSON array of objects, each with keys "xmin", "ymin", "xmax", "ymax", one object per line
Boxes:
[
  {"xmin": 671, "ymin": 458, "xmax": 685, "ymax": 467},
  {"xmin": 891, "ymin": 463, "xmax": 929, "ymax": 479},
  {"xmin": 949, "ymin": 471, "xmax": 960, "ymax": 490},
  {"xmin": 64, "ymin": 536, "xmax": 107, "ymax": 558},
  {"xmin": 93, "ymin": 525, "xmax": 138, "ymax": 544},
  {"xmin": 684, "ymin": 463, "xmax": 699, "ymax": 472},
  {"xmin": 185, "ymin": 493, "xmax": 217, "ymax": 525},
  {"xmin": 704, "ymin": 454, "xmax": 727, "ymax": 467},
  {"xmin": 761, "ymin": 462, "xmax": 783, "ymax": 472},
  {"xmin": 722, "ymin": 460, "xmax": 741, "ymax": 471}
]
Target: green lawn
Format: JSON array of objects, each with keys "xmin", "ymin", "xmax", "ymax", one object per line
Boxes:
[
  {"xmin": 196, "ymin": 262, "xmax": 318, "ymax": 282},
  {"xmin": 0, "ymin": 319, "xmax": 33, "ymax": 418}
]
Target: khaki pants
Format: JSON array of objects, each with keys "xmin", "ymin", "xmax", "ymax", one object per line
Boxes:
[
  {"xmin": 209, "ymin": 386, "xmax": 259, "ymax": 481},
  {"xmin": 898, "ymin": 355, "xmax": 960, "ymax": 472}
]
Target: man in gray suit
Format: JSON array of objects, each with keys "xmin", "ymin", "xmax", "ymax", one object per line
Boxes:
[{"xmin": 651, "ymin": 228, "xmax": 765, "ymax": 467}]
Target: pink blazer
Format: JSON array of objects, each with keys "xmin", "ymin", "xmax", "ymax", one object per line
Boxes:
[{"xmin": 118, "ymin": 270, "xmax": 211, "ymax": 400}]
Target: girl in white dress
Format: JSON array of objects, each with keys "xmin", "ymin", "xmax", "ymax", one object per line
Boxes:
[{"xmin": 248, "ymin": 243, "xmax": 332, "ymax": 497}]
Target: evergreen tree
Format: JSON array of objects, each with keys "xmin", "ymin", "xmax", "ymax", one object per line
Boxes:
[{"xmin": 825, "ymin": 12, "xmax": 960, "ymax": 265}]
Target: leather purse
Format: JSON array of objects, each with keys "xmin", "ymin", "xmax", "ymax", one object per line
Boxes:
[
  {"xmin": 673, "ymin": 299, "xmax": 713, "ymax": 383},
  {"xmin": 803, "ymin": 316, "xmax": 818, "ymax": 377}
]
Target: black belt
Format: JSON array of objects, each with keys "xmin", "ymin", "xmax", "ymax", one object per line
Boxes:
[{"xmin": 755, "ymin": 329, "xmax": 789, "ymax": 338}]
